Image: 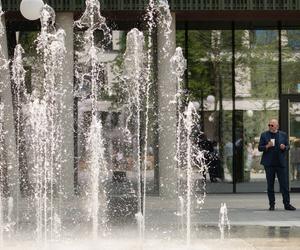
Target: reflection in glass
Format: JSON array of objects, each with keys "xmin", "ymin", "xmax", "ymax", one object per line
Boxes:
[
  {"xmin": 75, "ymin": 29, "xmax": 158, "ymax": 195},
  {"xmin": 235, "ymin": 30, "xmax": 279, "ymax": 189},
  {"xmin": 289, "ymin": 102, "xmax": 300, "ymax": 189},
  {"xmin": 282, "ymin": 30, "xmax": 300, "ymax": 94},
  {"xmin": 176, "ymin": 29, "xmax": 233, "ymax": 191}
]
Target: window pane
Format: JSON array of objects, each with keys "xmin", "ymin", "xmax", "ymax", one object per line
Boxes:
[
  {"xmin": 75, "ymin": 29, "xmax": 158, "ymax": 195},
  {"xmin": 177, "ymin": 29, "xmax": 233, "ymax": 193},
  {"xmin": 235, "ymin": 29, "xmax": 279, "ymax": 192},
  {"xmin": 282, "ymin": 29, "xmax": 300, "ymax": 94}
]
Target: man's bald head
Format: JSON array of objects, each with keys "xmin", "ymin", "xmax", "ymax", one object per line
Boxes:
[{"xmin": 268, "ymin": 118, "xmax": 279, "ymax": 133}]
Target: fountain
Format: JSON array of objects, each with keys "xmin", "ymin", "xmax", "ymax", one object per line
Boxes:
[
  {"xmin": 0, "ymin": 0, "xmax": 215, "ymax": 249},
  {"xmin": 0, "ymin": 101, "xmax": 4, "ymax": 248},
  {"xmin": 218, "ymin": 203, "xmax": 230, "ymax": 240},
  {"xmin": 74, "ymin": 0, "xmax": 111, "ymax": 238},
  {"xmin": 21, "ymin": 4, "xmax": 66, "ymax": 243},
  {"xmin": 122, "ymin": 28, "xmax": 145, "ymax": 243},
  {"xmin": 0, "ymin": 3, "xmax": 11, "ymax": 247}
]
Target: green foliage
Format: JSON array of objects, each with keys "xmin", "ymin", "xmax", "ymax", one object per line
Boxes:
[
  {"xmin": 282, "ymin": 30, "xmax": 300, "ymax": 94},
  {"xmin": 19, "ymin": 31, "xmax": 38, "ymax": 56},
  {"xmin": 176, "ymin": 30, "xmax": 234, "ymax": 101},
  {"xmin": 188, "ymin": 31, "xmax": 213, "ymax": 100}
]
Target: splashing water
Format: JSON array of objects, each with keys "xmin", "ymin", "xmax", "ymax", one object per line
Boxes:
[
  {"xmin": 0, "ymin": 3, "xmax": 9, "ymax": 86},
  {"xmin": 0, "ymin": 3, "xmax": 3, "ymax": 36},
  {"xmin": 12, "ymin": 44, "xmax": 27, "ymax": 115},
  {"xmin": 170, "ymin": 48, "xmax": 189, "ymax": 246},
  {"xmin": 170, "ymin": 47, "xmax": 186, "ymax": 167},
  {"xmin": 12, "ymin": 44, "xmax": 27, "ymax": 193},
  {"xmin": 141, "ymin": 0, "xmax": 156, "ymax": 245},
  {"xmin": 0, "ymin": 3, "xmax": 4, "ymax": 45},
  {"xmin": 0, "ymin": 3, "xmax": 4, "ymax": 246},
  {"xmin": 171, "ymin": 48, "xmax": 186, "ymax": 83},
  {"xmin": 0, "ymin": 102, "xmax": 4, "ymax": 247},
  {"xmin": 171, "ymin": 49, "xmax": 196, "ymax": 247},
  {"xmin": 75, "ymin": 0, "xmax": 112, "ymax": 238},
  {"xmin": 0, "ymin": 105, "xmax": 14, "ymax": 244},
  {"xmin": 218, "ymin": 203, "xmax": 230, "ymax": 240},
  {"xmin": 184, "ymin": 102, "xmax": 205, "ymax": 247},
  {"xmin": 23, "ymin": 4, "xmax": 66, "ymax": 242},
  {"xmin": 11, "ymin": 44, "xmax": 26, "ymax": 239},
  {"xmin": 157, "ymin": 0, "xmax": 173, "ymax": 57},
  {"xmin": 171, "ymin": 47, "xmax": 187, "ymax": 225},
  {"xmin": 122, "ymin": 28, "xmax": 145, "ymax": 242},
  {"xmin": 74, "ymin": 0, "xmax": 111, "ymax": 45},
  {"xmin": 87, "ymin": 111, "xmax": 109, "ymax": 238},
  {"xmin": 0, "ymin": 4, "xmax": 9, "ymax": 247},
  {"xmin": 171, "ymin": 47, "xmax": 207, "ymax": 246},
  {"xmin": 176, "ymin": 195, "xmax": 185, "ymax": 232},
  {"xmin": 27, "ymin": 99, "xmax": 48, "ymax": 242},
  {"xmin": 185, "ymin": 107, "xmax": 208, "ymax": 247},
  {"xmin": 1, "ymin": 0, "xmax": 218, "ymax": 248}
]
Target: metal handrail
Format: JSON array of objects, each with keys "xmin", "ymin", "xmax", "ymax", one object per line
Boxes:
[{"xmin": 2, "ymin": 0, "xmax": 300, "ymax": 11}]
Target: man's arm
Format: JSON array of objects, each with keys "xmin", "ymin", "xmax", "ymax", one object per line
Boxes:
[
  {"xmin": 279, "ymin": 132, "xmax": 290, "ymax": 151},
  {"xmin": 281, "ymin": 132, "xmax": 289, "ymax": 151},
  {"xmin": 258, "ymin": 133, "xmax": 267, "ymax": 152}
]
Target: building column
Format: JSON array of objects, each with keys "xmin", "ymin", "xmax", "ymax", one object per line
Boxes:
[
  {"xmin": 0, "ymin": 10, "xmax": 19, "ymax": 199},
  {"xmin": 56, "ymin": 13, "xmax": 74, "ymax": 197},
  {"xmin": 157, "ymin": 13, "xmax": 177, "ymax": 198}
]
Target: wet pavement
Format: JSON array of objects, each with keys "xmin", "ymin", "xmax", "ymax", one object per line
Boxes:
[
  {"xmin": 141, "ymin": 193, "xmax": 300, "ymax": 249},
  {"xmin": 2, "ymin": 193, "xmax": 300, "ymax": 249},
  {"xmin": 145, "ymin": 193, "xmax": 300, "ymax": 227}
]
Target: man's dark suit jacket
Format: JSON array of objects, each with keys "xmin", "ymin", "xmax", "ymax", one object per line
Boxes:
[{"xmin": 258, "ymin": 130, "xmax": 289, "ymax": 168}]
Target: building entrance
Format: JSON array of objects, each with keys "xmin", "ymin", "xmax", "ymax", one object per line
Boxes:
[{"xmin": 281, "ymin": 95, "xmax": 300, "ymax": 191}]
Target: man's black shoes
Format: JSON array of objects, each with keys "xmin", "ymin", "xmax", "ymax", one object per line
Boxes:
[
  {"xmin": 284, "ymin": 204, "xmax": 296, "ymax": 211},
  {"xmin": 269, "ymin": 204, "xmax": 296, "ymax": 210}
]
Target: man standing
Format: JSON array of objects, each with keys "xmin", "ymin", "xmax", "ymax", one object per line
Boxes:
[{"xmin": 258, "ymin": 118, "xmax": 296, "ymax": 211}]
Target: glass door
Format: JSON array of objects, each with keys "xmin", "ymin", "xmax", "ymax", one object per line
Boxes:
[
  {"xmin": 288, "ymin": 101, "xmax": 300, "ymax": 191},
  {"xmin": 281, "ymin": 95, "xmax": 300, "ymax": 191}
]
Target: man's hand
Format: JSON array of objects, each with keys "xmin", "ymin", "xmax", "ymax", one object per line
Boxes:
[
  {"xmin": 266, "ymin": 141, "xmax": 274, "ymax": 149},
  {"xmin": 280, "ymin": 144, "xmax": 286, "ymax": 150}
]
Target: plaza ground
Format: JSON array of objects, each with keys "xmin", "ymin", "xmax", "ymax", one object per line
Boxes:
[
  {"xmin": 170, "ymin": 193, "xmax": 300, "ymax": 227},
  {"xmin": 142, "ymin": 193, "xmax": 300, "ymax": 249},
  {"xmin": 3, "ymin": 193, "xmax": 300, "ymax": 250}
]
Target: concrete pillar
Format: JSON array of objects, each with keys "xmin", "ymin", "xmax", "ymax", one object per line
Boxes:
[
  {"xmin": 56, "ymin": 13, "xmax": 74, "ymax": 197},
  {"xmin": 157, "ymin": 13, "xmax": 177, "ymax": 198},
  {"xmin": 0, "ymin": 9, "xmax": 19, "ymax": 199}
]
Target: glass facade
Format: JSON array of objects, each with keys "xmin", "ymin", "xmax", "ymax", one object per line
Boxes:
[
  {"xmin": 282, "ymin": 30, "xmax": 300, "ymax": 94},
  {"xmin": 235, "ymin": 29, "xmax": 279, "ymax": 192},
  {"xmin": 177, "ymin": 29, "xmax": 233, "ymax": 192},
  {"xmin": 289, "ymin": 101, "xmax": 300, "ymax": 190},
  {"xmin": 177, "ymin": 25, "xmax": 300, "ymax": 193},
  {"xmin": 71, "ymin": 29, "xmax": 159, "ymax": 195},
  {"xmin": 15, "ymin": 29, "xmax": 159, "ymax": 196},
  {"xmin": 5, "ymin": 20, "xmax": 300, "ymax": 195}
]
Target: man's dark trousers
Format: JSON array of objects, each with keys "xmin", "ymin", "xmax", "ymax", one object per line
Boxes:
[{"xmin": 264, "ymin": 165, "xmax": 290, "ymax": 206}]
